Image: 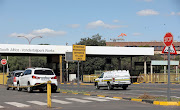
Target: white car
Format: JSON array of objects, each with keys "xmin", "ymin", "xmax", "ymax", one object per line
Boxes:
[
  {"xmin": 17, "ymin": 68, "xmax": 58, "ymax": 93},
  {"xmin": 95, "ymin": 70, "xmax": 131, "ymax": 90}
]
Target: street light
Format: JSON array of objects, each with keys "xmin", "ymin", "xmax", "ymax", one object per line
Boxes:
[{"xmin": 17, "ymin": 36, "xmax": 43, "ymax": 67}]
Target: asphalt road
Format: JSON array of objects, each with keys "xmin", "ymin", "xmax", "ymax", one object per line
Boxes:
[
  {"xmin": 0, "ymin": 85, "xmax": 180, "ymax": 110},
  {"xmin": 59, "ymin": 83, "xmax": 180, "ymax": 98}
]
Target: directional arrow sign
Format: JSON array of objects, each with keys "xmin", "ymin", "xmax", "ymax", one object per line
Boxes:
[{"xmin": 162, "ymin": 44, "xmax": 177, "ymax": 54}]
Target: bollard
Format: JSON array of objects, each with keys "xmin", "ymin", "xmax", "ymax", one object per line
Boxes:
[{"xmin": 47, "ymin": 81, "xmax": 51, "ymax": 108}]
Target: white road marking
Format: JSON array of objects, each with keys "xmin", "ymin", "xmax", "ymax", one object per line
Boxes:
[
  {"xmin": 0, "ymin": 105, "xmax": 4, "ymax": 108},
  {"xmin": 52, "ymin": 99, "xmax": 72, "ymax": 104},
  {"xmin": 65, "ymin": 98, "xmax": 92, "ymax": 103},
  {"xmin": 83, "ymin": 97, "xmax": 109, "ymax": 101},
  {"xmin": 5, "ymin": 102, "xmax": 30, "ymax": 108},
  {"xmin": 97, "ymin": 97, "xmax": 120, "ymax": 100},
  {"xmin": 27, "ymin": 101, "xmax": 47, "ymax": 106}
]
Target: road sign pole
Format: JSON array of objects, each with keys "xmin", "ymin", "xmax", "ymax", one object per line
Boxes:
[
  {"xmin": 3, "ymin": 65, "xmax": 4, "ymax": 85},
  {"xmin": 167, "ymin": 46, "xmax": 171, "ymax": 101},
  {"xmin": 77, "ymin": 61, "xmax": 80, "ymax": 88}
]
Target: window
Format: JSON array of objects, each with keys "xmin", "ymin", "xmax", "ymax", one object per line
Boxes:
[
  {"xmin": 34, "ymin": 70, "xmax": 54, "ymax": 75},
  {"xmin": 99, "ymin": 73, "xmax": 104, "ymax": 78},
  {"xmin": 24, "ymin": 70, "xmax": 31, "ymax": 75}
]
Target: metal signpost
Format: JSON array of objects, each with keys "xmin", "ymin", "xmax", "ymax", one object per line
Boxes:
[
  {"xmin": 162, "ymin": 32, "xmax": 176, "ymax": 101},
  {"xmin": 1, "ymin": 59, "xmax": 7, "ymax": 85},
  {"xmin": 72, "ymin": 45, "xmax": 86, "ymax": 87}
]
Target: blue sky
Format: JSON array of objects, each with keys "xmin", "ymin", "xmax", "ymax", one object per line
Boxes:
[{"xmin": 0, "ymin": 0, "xmax": 180, "ymax": 45}]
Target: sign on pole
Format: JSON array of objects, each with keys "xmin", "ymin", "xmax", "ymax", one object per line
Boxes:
[
  {"xmin": 1, "ymin": 59, "xmax": 7, "ymax": 65},
  {"xmin": 72, "ymin": 45, "xmax": 86, "ymax": 61},
  {"xmin": 162, "ymin": 32, "xmax": 174, "ymax": 101},
  {"xmin": 164, "ymin": 32, "xmax": 173, "ymax": 46},
  {"xmin": 1, "ymin": 59, "xmax": 7, "ymax": 85},
  {"xmin": 72, "ymin": 45, "xmax": 86, "ymax": 87},
  {"xmin": 162, "ymin": 44, "xmax": 177, "ymax": 54}
]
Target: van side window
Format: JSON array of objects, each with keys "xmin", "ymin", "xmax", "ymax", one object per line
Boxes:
[{"xmin": 99, "ymin": 73, "xmax": 104, "ymax": 78}]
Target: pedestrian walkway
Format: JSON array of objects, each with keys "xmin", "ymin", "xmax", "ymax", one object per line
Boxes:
[{"xmin": 1, "ymin": 96, "xmax": 121, "ymax": 109}]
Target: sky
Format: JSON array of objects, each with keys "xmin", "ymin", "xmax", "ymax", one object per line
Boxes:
[{"xmin": 0, "ymin": 0, "xmax": 180, "ymax": 45}]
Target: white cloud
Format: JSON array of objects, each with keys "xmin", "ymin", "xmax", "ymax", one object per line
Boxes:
[
  {"xmin": 170, "ymin": 12, "xmax": 176, "ymax": 15},
  {"xmin": 136, "ymin": 9, "xmax": 159, "ymax": 16},
  {"xmin": 132, "ymin": 33, "xmax": 142, "ymax": 36},
  {"xmin": 68, "ymin": 24, "xmax": 80, "ymax": 28},
  {"xmin": 113, "ymin": 20, "xmax": 119, "ymax": 23},
  {"xmin": 87, "ymin": 20, "xmax": 128, "ymax": 29},
  {"xmin": 10, "ymin": 28, "xmax": 67, "ymax": 38}
]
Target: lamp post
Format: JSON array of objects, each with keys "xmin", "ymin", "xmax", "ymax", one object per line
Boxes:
[{"xmin": 17, "ymin": 36, "xmax": 42, "ymax": 67}]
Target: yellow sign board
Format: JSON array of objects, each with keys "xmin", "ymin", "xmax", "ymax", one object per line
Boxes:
[{"xmin": 73, "ymin": 45, "xmax": 86, "ymax": 61}]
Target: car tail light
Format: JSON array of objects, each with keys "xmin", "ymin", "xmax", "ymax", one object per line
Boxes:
[
  {"xmin": 112, "ymin": 78, "xmax": 115, "ymax": 82},
  {"xmin": 51, "ymin": 76, "xmax": 57, "ymax": 79},
  {"xmin": 32, "ymin": 76, "xmax": 40, "ymax": 79},
  {"xmin": 13, "ymin": 77, "xmax": 16, "ymax": 82}
]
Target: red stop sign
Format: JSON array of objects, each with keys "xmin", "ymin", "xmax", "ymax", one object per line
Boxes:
[
  {"xmin": 1, "ymin": 59, "xmax": 7, "ymax": 65},
  {"xmin": 164, "ymin": 32, "xmax": 173, "ymax": 46}
]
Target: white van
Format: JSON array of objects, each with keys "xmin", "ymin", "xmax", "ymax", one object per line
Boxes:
[{"xmin": 94, "ymin": 70, "xmax": 131, "ymax": 90}]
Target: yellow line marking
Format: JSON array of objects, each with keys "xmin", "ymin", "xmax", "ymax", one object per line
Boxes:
[
  {"xmin": 113, "ymin": 97, "xmax": 122, "ymax": 99},
  {"xmin": 84, "ymin": 94, "xmax": 91, "ymax": 96},
  {"xmin": 159, "ymin": 102, "xmax": 179, "ymax": 106},
  {"xmin": 131, "ymin": 99, "xmax": 142, "ymax": 102},
  {"xmin": 153, "ymin": 101, "xmax": 160, "ymax": 105},
  {"xmin": 61, "ymin": 83, "xmax": 64, "ymax": 84},
  {"xmin": 72, "ymin": 93, "xmax": 78, "ymax": 95},
  {"xmin": 67, "ymin": 83, "xmax": 71, "ymax": 85},
  {"xmin": 97, "ymin": 95, "xmax": 105, "ymax": 97},
  {"xmin": 62, "ymin": 92, "xmax": 67, "ymax": 93}
]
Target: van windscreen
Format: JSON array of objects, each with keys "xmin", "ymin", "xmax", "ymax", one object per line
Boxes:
[{"xmin": 34, "ymin": 70, "xmax": 54, "ymax": 75}]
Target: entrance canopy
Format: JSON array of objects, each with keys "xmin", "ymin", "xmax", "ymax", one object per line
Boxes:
[{"xmin": 0, "ymin": 44, "xmax": 154, "ymax": 56}]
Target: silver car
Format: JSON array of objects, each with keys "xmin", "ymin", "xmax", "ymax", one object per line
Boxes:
[{"xmin": 6, "ymin": 70, "xmax": 24, "ymax": 90}]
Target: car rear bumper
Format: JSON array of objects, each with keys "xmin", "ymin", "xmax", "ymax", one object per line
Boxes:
[{"xmin": 32, "ymin": 83, "xmax": 57, "ymax": 90}]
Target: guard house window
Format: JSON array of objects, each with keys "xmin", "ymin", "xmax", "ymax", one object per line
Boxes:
[
  {"xmin": 154, "ymin": 46, "xmax": 157, "ymax": 50},
  {"xmin": 158, "ymin": 46, "xmax": 161, "ymax": 50}
]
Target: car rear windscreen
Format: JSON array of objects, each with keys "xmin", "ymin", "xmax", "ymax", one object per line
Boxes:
[
  {"xmin": 15, "ymin": 72, "xmax": 22, "ymax": 77},
  {"xmin": 34, "ymin": 70, "xmax": 54, "ymax": 75}
]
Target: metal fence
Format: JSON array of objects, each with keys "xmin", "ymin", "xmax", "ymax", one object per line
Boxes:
[{"xmin": 137, "ymin": 73, "xmax": 180, "ymax": 83}]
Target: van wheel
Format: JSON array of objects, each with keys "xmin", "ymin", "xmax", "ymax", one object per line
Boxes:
[
  {"xmin": 122, "ymin": 86, "xmax": 127, "ymax": 90},
  {"xmin": 27, "ymin": 83, "xmax": 33, "ymax": 93},
  {"xmin": 17, "ymin": 83, "xmax": 22, "ymax": 91},
  {"xmin": 107, "ymin": 83, "xmax": 113, "ymax": 90},
  {"xmin": 95, "ymin": 83, "xmax": 100, "ymax": 89}
]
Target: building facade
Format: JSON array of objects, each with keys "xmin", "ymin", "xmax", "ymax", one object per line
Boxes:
[{"xmin": 106, "ymin": 42, "xmax": 180, "ymax": 60}]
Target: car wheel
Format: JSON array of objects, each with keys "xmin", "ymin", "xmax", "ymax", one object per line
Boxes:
[
  {"xmin": 17, "ymin": 83, "xmax": 22, "ymax": 91},
  {"xmin": 27, "ymin": 83, "xmax": 33, "ymax": 93},
  {"xmin": 52, "ymin": 89, "xmax": 57, "ymax": 93},
  {"xmin": 95, "ymin": 83, "xmax": 100, "ymax": 89},
  {"xmin": 39, "ymin": 89, "xmax": 44, "ymax": 93},
  {"xmin": 6, "ymin": 85, "xmax": 9, "ymax": 90}
]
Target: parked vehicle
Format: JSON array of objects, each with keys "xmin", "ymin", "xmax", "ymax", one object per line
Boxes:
[
  {"xmin": 6, "ymin": 70, "xmax": 24, "ymax": 90},
  {"xmin": 94, "ymin": 70, "xmax": 131, "ymax": 90},
  {"xmin": 17, "ymin": 68, "xmax": 58, "ymax": 93}
]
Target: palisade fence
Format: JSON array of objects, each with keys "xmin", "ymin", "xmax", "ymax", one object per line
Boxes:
[
  {"xmin": 83, "ymin": 70, "xmax": 104, "ymax": 83},
  {"xmin": 0, "ymin": 73, "xmax": 8, "ymax": 84},
  {"xmin": 137, "ymin": 73, "xmax": 180, "ymax": 83}
]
